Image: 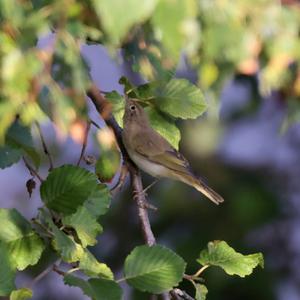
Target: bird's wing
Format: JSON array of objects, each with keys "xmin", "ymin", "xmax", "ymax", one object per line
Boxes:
[{"xmin": 133, "ymin": 130, "xmax": 192, "ymax": 174}]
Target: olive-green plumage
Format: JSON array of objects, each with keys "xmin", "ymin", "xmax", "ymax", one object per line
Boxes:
[{"xmin": 122, "ymin": 98, "xmax": 224, "ymax": 205}]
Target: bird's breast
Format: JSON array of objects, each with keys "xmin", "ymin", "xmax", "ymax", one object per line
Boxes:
[{"xmin": 128, "ymin": 150, "xmax": 169, "ymax": 178}]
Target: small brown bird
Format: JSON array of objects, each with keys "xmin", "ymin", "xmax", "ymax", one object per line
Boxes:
[{"xmin": 122, "ymin": 98, "xmax": 224, "ymax": 205}]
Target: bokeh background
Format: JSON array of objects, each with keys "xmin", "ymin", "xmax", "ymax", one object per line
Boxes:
[{"xmin": 2, "ymin": 0, "xmax": 300, "ymax": 299}]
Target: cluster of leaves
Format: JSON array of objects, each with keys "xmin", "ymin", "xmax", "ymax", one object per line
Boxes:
[
  {"xmin": 1, "ymin": 0, "xmax": 300, "ymax": 142},
  {"xmin": 0, "ymin": 168, "xmax": 264, "ymax": 300},
  {"xmin": 2, "ymin": 0, "xmax": 291, "ymax": 298},
  {"xmin": 0, "ymin": 78, "xmax": 264, "ymax": 299}
]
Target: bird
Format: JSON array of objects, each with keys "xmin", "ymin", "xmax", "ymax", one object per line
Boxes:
[{"xmin": 122, "ymin": 98, "xmax": 224, "ymax": 205}]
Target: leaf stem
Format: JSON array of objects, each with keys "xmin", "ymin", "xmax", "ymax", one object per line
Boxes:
[{"xmin": 193, "ymin": 265, "xmax": 210, "ymax": 278}]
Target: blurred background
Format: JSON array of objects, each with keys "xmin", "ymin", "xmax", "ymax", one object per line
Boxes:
[{"xmin": 2, "ymin": 0, "xmax": 300, "ymax": 299}]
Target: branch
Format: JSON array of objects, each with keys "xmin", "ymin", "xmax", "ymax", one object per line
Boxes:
[
  {"xmin": 35, "ymin": 122, "xmax": 54, "ymax": 171},
  {"xmin": 87, "ymin": 84, "xmax": 156, "ymax": 246},
  {"xmin": 28, "ymin": 259, "xmax": 61, "ymax": 289},
  {"xmin": 23, "ymin": 156, "xmax": 44, "ymax": 183},
  {"xmin": 76, "ymin": 120, "xmax": 91, "ymax": 166}
]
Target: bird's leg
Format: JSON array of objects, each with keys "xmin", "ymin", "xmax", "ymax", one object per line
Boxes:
[
  {"xmin": 133, "ymin": 179, "xmax": 158, "ymax": 198},
  {"xmin": 133, "ymin": 179, "xmax": 159, "ymax": 211},
  {"xmin": 142, "ymin": 179, "xmax": 159, "ymax": 194}
]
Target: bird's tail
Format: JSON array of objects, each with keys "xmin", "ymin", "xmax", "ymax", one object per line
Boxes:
[{"xmin": 177, "ymin": 172, "xmax": 224, "ymax": 205}]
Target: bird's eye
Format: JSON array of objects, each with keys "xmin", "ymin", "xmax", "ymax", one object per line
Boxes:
[{"xmin": 130, "ymin": 105, "xmax": 136, "ymax": 111}]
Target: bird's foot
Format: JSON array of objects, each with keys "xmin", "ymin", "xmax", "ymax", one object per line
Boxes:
[{"xmin": 139, "ymin": 201, "xmax": 158, "ymax": 211}]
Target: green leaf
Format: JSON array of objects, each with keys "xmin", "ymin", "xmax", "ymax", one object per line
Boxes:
[
  {"xmin": 95, "ymin": 148, "xmax": 121, "ymax": 183},
  {"xmin": 195, "ymin": 284, "xmax": 208, "ymax": 300},
  {"xmin": 0, "ymin": 209, "xmax": 44, "ymax": 270},
  {"xmin": 6, "ymin": 120, "xmax": 40, "ymax": 168},
  {"xmin": 154, "ymin": 79, "xmax": 207, "ymax": 119},
  {"xmin": 0, "ymin": 246, "xmax": 15, "ymax": 296},
  {"xmin": 197, "ymin": 241, "xmax": 264, "ymax": 278},
  {"xmin": 10, "ymin": 288, "xmax": 33, "ymax": 300},
  {"xmin": 64, "ymin": 275, "xmax": 122, "ymax": 300},
  {"xmin": 0, "ymin": 145, "xmax": 22, "ymax": 169},
  {"xmin": 0, "ymin": 120, "xmax": 40, "ymax": 169},
  {"xmin": 124, "ymin": 245, "xmax": 186, "ymax": 293},
  {"xmin": 92, "ymin": 0, "xmax": 157, "ymax": 45},
  {"xmin": 146, "ymin": 107, "xmax": 181, "ymax": 149},
  {"xmin": 104, "ymin": 91, "xmax": 125, "ymax": 127},
  {"xmin": 40, "ymin": 165, "xmax": 99, "ymax": 215},
  {"xmin": 84, "ymin": 184, "xmax": 111, "ymax": 218},
  {"xmin": 79, "ymin": 249, "xmax": 113, "ymax": 280},
  {"xmin": 41, "ymin": 209, "xmax": 83, "ymax": 263},
  {"xmin": 152, "ymin": 0, "xmax": 192, "ymax": 58},
  {"xmin": 63, "ymin": 206, "xmax": 102, "ymax": 247}
]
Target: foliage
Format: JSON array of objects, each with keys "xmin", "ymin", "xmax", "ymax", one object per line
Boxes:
[{"xmin": 2, "ymin": 0, "xmax": 298, "ymax": 298}]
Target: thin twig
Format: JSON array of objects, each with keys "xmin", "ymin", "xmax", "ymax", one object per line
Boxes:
[
  {"xmin": 23, "ymin": 156, "xmax": 44, "ymax": 182},
  {"xmin": 35, "ymin": 122, "xmax": 54, "ymax": 171},
  {"xmin": 90, "ymin": 118, "xmax": 101, "ymax": 129},
  {"xmin": 76, "ymin": 120, "xmax": 91, "ymax": 166},
  {"xmin": 28, "ymin": 259, "xmax": 61, "ymax": 289},
  {"xmin": 53, "ymin": 264, "xmax": 66, "ymax": 276}
]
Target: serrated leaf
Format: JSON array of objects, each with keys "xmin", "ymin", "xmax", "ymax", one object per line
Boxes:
[
  {"xmin": 0, "ymin": 245, "xmax": 15, "ymax": 296},
  {"xmin": 79, "ymin": 249, "xmax": 113, "ymax": 280},
  {"xmin": 41, "ymin": 209, "xmax": 83, "ymax": 263},
  {"xmin": 0, "ymin": 145, "xmax": 22, "ymax": 169},
  {"xmin": 10, "ymin": 288, "xmax": 33, "ymax": 300},
  {"xmin": 146, "ymin": 107, "xmax": 181, "ymax": 149},
  {"xmin": 0, "ymin": 209, "xmax": 44, "ymax": 271},
  {"xmin": 197, "ymin": 241, "xmax": 264, "ymax": 278},
  {"xmin": 155, "ymin": 79, "xmax": 207, "ymax": 119},
  {"xmin": 84, "ymin": 184, "xmax": 111, "ymax": 218},
  {"xmin": 105, "ymin": 91, "xmax": 125, "ymax": 127},
  {"xmin": 195, "ymin": 284, "xmax": 208, "ymax": 300},
  {"xmin": 63, "ymin": 206, "xmax": 102, "ymax": 247},
  {"xmin": 92, "ymin": 0, "xmax": 157, "ymax": 45},
  {"xmin": 64, "ymin": 275, "xmax": 122, "ymax": 300},
  {"xmin": 124, "ymin": 245, "xmax": 186, "ymax": 293},
  {"xmin": 40, "ymin": 165, "xmax": 99, "ymax": 215}
]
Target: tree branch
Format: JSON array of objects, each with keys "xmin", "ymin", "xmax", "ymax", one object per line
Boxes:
[
  {"xmin": 35, "ymin": 122, "xmax": 54, "ymax": 171},
  {"xmin": 23, "ymin": 156, "xmax": 44, "ymax": 183},
  {"xmin": 87, "ymin": 84, "xmax": 156, "ymax": 246},
  {"xmin": 76, "ymin": 120, "xmax": 91, "ymax": 166}
]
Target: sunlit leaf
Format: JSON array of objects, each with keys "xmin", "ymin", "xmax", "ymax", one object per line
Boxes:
[
  {"xmin": 195, "ymin": 284, "xmax": 208, "ymax": 300},
  {"xmin": 92, "ymin": 0, "xmax": 158, "ymax": 45},
  {"xmin": 154, "ymin": 79, "xmax": 207, "ymax": 119},
  {"xmin": 10, "ymin": 288, "xmax": 33, "ymax": 300},
  {"xmin": 0, "ymin": 209, "xmax": 44, "ymax": 271},
  {"xmin": 79, "ymin": 249, "xmax": 113, "ymax": 279},
  {"xmin": 197, "ymin": 241, "xmax": 264, "ymax": 278}
]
